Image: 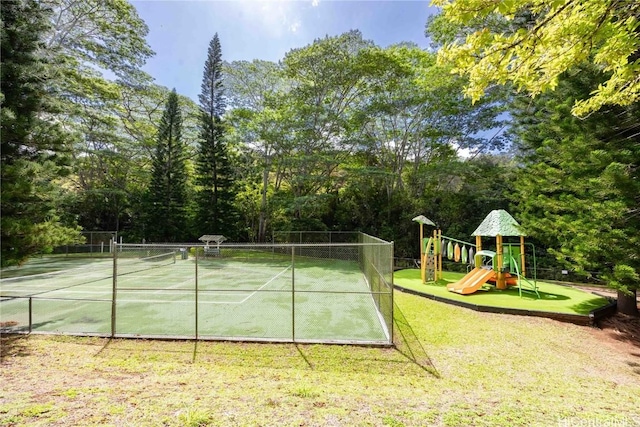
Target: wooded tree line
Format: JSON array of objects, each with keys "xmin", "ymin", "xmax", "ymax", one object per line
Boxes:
[{"xmin": 1, "ymin": 0, "xmax": 637, "ymax": 314}]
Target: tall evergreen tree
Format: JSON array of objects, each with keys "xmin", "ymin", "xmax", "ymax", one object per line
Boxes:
[
  {"xmin": 195, "ymin": 34, "xmax": 237, "ymax": 238},
  {"xmin": 146, "ymin": 89, "xmax": 188, "ymax": 242},
  {"xmin": 0, "ymin": 0, "xmax": 82, "ymax": 267},
  {"xmin": 513, "ymin": 67, "xmax": 640, "ymax": 316}
]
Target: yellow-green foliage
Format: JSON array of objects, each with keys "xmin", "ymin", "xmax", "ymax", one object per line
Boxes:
[{"xmin": 432, "ymin": 0, "xmax": 640, "ymax": 116}]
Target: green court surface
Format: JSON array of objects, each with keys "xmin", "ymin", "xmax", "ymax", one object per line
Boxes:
[
  {"xmin": 394, "ymin": 268, "xmax": 610, "ymax": 315},
  {"xmin": 0, "ymin": 256, "xmax": 391, "ymax": 344}
]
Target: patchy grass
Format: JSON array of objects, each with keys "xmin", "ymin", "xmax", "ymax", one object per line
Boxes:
[
  {"xmin": 394, "ymin": 269, "xmax": 611, "ymax": 315},
  {"xmin": 1, "ymin": 291, "xmax": 639, "ymax": 426}
]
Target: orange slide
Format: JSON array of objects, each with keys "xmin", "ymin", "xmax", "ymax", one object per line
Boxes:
[{"xmin": 447, "ymin": 267, "xmax": 496, "ymax": 295}]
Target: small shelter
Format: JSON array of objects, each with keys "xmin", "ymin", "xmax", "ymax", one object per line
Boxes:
[{"xmin": 198, "ymin": 235, "xmax": 227, "ymax": 255}]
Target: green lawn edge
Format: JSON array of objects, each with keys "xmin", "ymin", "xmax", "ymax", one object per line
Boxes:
[{"xmin": 393, "ymin": 268, "xmax": 610, "ymax": 316}]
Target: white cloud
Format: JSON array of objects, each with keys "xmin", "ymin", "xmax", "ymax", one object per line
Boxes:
[
  {"xmin": 289, "ymin": 20, "xmax": 301, "ymax": 33},
  {"xmin": 451, "ymin": 142, "xmax": 472, "ymax": 159},
  {"xmin": 311, "ymin": 0, "xmax": 320, "ymax": 7},
  {"xmin": 233, "ymin": 1, "xmax": 305, "ymax": 36}
]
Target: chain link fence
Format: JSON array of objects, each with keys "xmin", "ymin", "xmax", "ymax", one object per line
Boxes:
[
  {"xmin": 272, "ymin": 231, "xmax": 360, "ymax": 244},
  {"xmin": 51, "ymin": 231, "xmax": 118, "ymax": 258},
  {"xmin": 359, "ymin": 234, "xmax": 394, "ymax": 339},
  {"xmin": 1, "ymin": 233, "xmax": 394, "ymax": 345}
]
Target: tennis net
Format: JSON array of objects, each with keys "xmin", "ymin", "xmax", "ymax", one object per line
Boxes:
[
  {"xmin": 0, "ymin": 264, "xmax": 113, "ymax": 298},
  {"xmin": 116, "ymin": 250, "xmax": 177, "ymax": 276}
]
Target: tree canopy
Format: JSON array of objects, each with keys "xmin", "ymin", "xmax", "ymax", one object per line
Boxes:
[
  {"xmin": 512, "ymin": 65, "xmax": 639, "ymax": 315},
  {"xmin": 0, "ymin": 0, "xmax": 83, "ymax": 267},
  {"xmin": 432, "ymin": 0, "xmax": 640, "ymax": 116}
]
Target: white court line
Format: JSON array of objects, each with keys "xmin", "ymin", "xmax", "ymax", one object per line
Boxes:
[
  {"xmin": 0, "ymin": 263, "xmax": 114, "ymax": 283},
  {"xmin": 117, "ymin": 270, "xmax": 248, "ymax": 304},
  {"xmin": 0, "ymin": 266, "xmax": 111, "ymax": 282},
  {"xmin": 238, "ymin": 265, "xmax": 291, "ymax": 304},
  {"xmin": 0, "ymin": 275, "xmax": 109, "ymax": 289},
  {"xmin": 117, "ymin": 298, "xmax": 242, "ymax": 304},
  {"xmin": 118, "ymin": 266, "xmax": 292, "ymax": 305},
  {"xmin": 117, "ymin": 271, "xmax": 200, "ymax": 293},
  {"xmin": 3, "ymin": 265, "xmax": 292, "ymax": 305}
]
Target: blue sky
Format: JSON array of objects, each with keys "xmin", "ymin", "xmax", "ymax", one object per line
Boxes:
[{"xmin": 131, "ymin": 0, "xmax": 439, "ymax": 102}]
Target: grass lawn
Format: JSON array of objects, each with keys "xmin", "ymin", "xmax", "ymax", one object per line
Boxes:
[
  {"xmin": 394, "ymin": 269, "xmax": 611, "ymax": 316},
  {"xmin": 2, "ymin": 291, "xmax": 639, "ymax": 426}
]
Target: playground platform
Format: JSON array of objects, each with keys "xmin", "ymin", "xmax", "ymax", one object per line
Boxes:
[{"xmin": 393, "ymin": 269, "xmax": 617, "ymax": 326}]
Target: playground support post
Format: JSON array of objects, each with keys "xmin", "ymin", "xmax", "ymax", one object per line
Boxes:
[
  {"xmin": 435, "ymin": 229, "xmax": 442, "ymax": 280},
  {"xmin": 520, "ymin": 236, "xmax": 526, "ymax": 277},
  {"xmin": 496, "ymin": 235, "xmax": 506, "ymax": 289},
  {"xmin": 419, "ymin": 222, "xmax": 425, "ymax": 283}
]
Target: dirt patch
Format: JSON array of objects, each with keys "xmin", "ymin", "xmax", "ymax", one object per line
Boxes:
[
  {"xmin": 592, "ymin": 313, "xmax": 640, "ymax": 357},
  {"xmin": 569, "ymin": 285, "xmax": 640, "ymax": 356},
  {"xmin": 576, "ymin": 285, "xmax": 640, "ymax": 356}
]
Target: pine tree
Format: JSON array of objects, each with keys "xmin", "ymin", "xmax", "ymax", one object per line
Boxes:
[
  {"xmin": 513, "ymin": 66, "xmax": 640, "ymax": 316},
  {"xmin": 195, "ymin": 34, "xmax": 237, "ymax": 238},
  {"xmin": 147, "ymin": 89, "xmax": 188, "ymax": 242},
  {"xmin": 1, "ymin": 0, "xmax": 82, "ymax": 267}
]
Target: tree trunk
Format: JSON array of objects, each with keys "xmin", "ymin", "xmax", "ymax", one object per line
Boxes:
[{"xmin": 617, "ymin": 289, "xmax": 639, "ymax": 317}]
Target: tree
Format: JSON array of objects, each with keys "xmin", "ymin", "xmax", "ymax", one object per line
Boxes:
[
  {"xmin": 195, "ymin": 34, "xmax": 238, "ymax": 238},
  {"xmin": 42, "ymin": 0, "xmax": 156, "ymax": 238},
  {"xmin": 432, "ymin": 0, "xmax": 640, "ymax": 116},
  {"xmin": 145, "ymin": 90, "xmax": 188, "ymax": 242},
  {"xmin": 0, "ymin": 0, "xmax": 82, "ymax": 267},
  {"xmin": 276, "ymin": 31, "xmax": 390, "ymax": 227},
  {"xmin": 224, "ymin": 60, "xmax": 292, "ymax": 241},
  {"xmin": 513, "ymin": 67, "xmax": 640, "ymax": 316},
  {"xmin": 220, "ymin": 33, "xmax": 510, "ymax": 244},
  {"xmin": 355, "ymin": 45, "xmax": 506, "ymax": 202},
  {"xmin": 45, "ymin": 0, "xmax": 152, "ymax": 95}
]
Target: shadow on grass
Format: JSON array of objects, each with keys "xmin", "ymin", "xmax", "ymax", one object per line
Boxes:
[
  {"xmin": 0, "ymin": 320, "xmax": 55, "ymax": 334},
  {"xmin": 95, "ymin": 337, "xmax": 113, "ymax": 356},
  {"xmin": 295, "ymin": 344, "xmax": 313, "ymax": 369},
  {"xmin": 393, "ymin": 301, "xmax": 440, "ymax": 378},
  {"xmin": 536, "ymin": 291, "xmax": 570, "ymax": 301},
  {"xmin": 570, "ymin": 297, "xmax": 612, "ymax": 315},
  {"xmin": 93, "ymin": 318, "xmax": 441, "ymax": 377},
  {"xmin": 475, "ymin": 288, "xmax": 571, "ymax": 302},
  {"xmin": 0, "ymin": 333, "xmax": 31, "ymax": 361}
]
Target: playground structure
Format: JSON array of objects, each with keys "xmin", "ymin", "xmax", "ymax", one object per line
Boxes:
[{"xmin": 413, "ymin": 210, "xmax": 539, "ymax": 298}]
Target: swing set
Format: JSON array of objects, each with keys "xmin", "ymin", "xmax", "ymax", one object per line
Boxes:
[{"xmin": 412, "ymin": 210, "xmax": 539, "ymax": 298}]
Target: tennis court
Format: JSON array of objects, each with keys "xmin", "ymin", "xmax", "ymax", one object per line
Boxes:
[{"xmin": 1, "ymin": 235, "xmax": 394, "ymax": 345}]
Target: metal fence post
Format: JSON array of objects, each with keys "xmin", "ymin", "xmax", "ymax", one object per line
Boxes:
[
  {"xmin": 28, "ymin": 297, "xmax": 32, "ymax": 334},
  {"xmin": 390, "ymin": 241, "xmax": 395, "ymax": 345},
  {"xmin": 195, "ymin": 247, "xmax": 199, "ymax": 341},
  {"xmin": 291, "ymin": 245, "xmax": 295, "ymax": 342},
  {"xmin": 111, "ymin": 243, "xmax": 118, "ymax": 338}
]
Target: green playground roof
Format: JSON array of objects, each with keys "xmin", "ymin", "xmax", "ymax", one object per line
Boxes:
[
  {"xmin": 471, "ymin": 209, "xmax": 525, "ymax": 237},
  {"xmin": 412, "ymin": 215, "xmax": 436, "ymax": 226}
]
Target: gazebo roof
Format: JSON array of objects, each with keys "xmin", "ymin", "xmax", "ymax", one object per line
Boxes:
[
  {"xmin": 198, "ymin": 235, "xmax": 227, "ymax": 244},
  {"xmin": 471, "ymin": 210, "xmax": 525, "ymax": 237}
]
